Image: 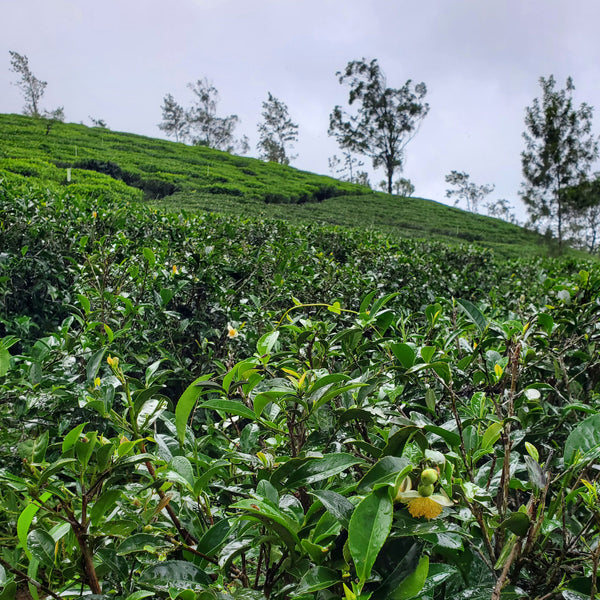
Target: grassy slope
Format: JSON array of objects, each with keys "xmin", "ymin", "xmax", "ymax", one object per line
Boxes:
[
  {"xmin": 159, "ymin": 188, "xmax": 542, "ymax": 257},
  {"xmin": 0, "ymin": 113, "xmax": 362, "ymax": 202},
  {"xmin": 0, "ymin": 113, "xmax": 553, "ymax": 258}
]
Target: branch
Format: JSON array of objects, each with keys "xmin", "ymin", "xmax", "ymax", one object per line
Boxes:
[
  {"xmin": 491, "ymin": 538, "xmax": 523, "ymax": 600},
  {"xmin": 0, "ymin": 556, "xmax": 64, "ymax": 600}
]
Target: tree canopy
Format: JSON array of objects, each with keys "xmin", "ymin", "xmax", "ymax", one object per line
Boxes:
[
  {"xmin": 9, "ymin": 50, "xmax": 47, "ymax": 117},
  {"xmin": 329, "ymin": 58, "xmax": 429, "ymax": 194},
  {"xmin": 445, "ymin": 171, "xmax": 495, "ymax": 213},
  {"xmin": 560, "ymin": 178, "xmax": 600, "ymax": 252},
  {"xmin": 157, "ymin": 79, "xmax": 248, "ymax": 154},
  {"xmin": 521, "ymin": 75, "xmax": 599, "ymax": 246},
  {"xmin": 187, "ymin": 78, "xmax": 241, "ymax": 152},
  {"xmin": 256, "ymin": 92, "xmax": 298, "ymax": 165},
  {"xmin": 158, "ymin": 93, "xmax": 189, "ymax": 143}
]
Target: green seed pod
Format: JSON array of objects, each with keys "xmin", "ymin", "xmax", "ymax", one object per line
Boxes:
[
  {"xmin": 418, "ymin": 483, "xmax": 435, "ymax": 497},
  {"xmin": 421, "ymin": 468, "xmax": 439, "ymax": 485}
]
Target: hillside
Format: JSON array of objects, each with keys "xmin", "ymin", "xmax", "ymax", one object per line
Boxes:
[
  {"xmin": 1, "ymin": 116, "xmax": 599, "ymax": 600},
  {"xmin": 1, "ymin": 113, "xmax": 551, "ymax": 257}
]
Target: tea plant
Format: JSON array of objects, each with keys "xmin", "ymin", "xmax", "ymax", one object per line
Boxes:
[
  {"xmin": 2, "ymin": 274, "xmax": 599, "ymax": 599},
  {"xmin": 1, "ymin": 175, "xmax": 599, "ymax": 599}
]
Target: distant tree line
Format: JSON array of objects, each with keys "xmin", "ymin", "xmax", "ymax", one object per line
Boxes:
[
  {"xmin": 158, "ymin": 79, "xmax": 247, "ymax": 154},
  {"xmin": 159, "ymin": 64, "xmax": 600, "ymax": 251},
  {"xmin": 7, "ymin": 50, "xmax": 600, "ymax": 251},
  {"xmin": 158, "ymin": 81, "xmax": 298, "ymax": 163},
  {"xmin": 445, "ymin": 171, "xmax": 496, "ymax": 214}
]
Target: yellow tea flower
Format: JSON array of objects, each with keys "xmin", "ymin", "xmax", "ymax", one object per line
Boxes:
[
  {"xmin": 402, "ymin": 494, "xmax": 451, "ymax": 519},
  {"xmin": 227, "ymin": 324, "xmax": 238, "ymax": 338},
  {"xmin": 396, "ymin": 478, "xmax": 453, "ymax": 520}
]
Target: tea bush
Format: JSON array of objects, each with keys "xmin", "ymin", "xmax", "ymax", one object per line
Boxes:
[{"xmin": 0, "ymin": 176, "xmax": 599, "ymax": 600}]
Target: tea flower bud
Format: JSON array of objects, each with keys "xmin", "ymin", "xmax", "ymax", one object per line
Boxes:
[
  {"xmin": 418, "ymin": 483, "xmax": 435, "ymax": 497},
  {"xmin": 420, "ymin": 468, "xmax": 439, "ymax": 485}
]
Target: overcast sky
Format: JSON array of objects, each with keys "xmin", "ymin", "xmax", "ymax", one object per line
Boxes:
[{"xmin": 2, "ymin": 0, "xmax": 600, "ymax": 220}]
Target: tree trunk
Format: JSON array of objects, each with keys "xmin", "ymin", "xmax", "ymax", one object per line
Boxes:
[
  {"xmin": 556, "ymin": 176, "xmax": 563, "ymax": 247},
  {"xmin": 557, "ymin": 199, "xmax": 563, "ymax": 247}
]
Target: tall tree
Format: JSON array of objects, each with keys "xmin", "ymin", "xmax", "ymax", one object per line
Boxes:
[
  {"xmin": 186, "ymin": 78, "xmax": 240, "ymax": 152},
  {"xmin": 158, "ymin": 93, "xmax": 189, "ymax": 142},
  {"xmin": 329, "ymin": 58, "xmax": 429, "ymax": 194},
  {"xmin": 9, "ymin": 51, "xmax": 47, "ymax": 117},
  {"xmin": 521, "ymin": 75, "xmax": 599, "ymax": 246},
  {"xmin": 445, "ymin": 171, "xmax": 495, "ymax": 213},
  {"xmin": 257, "ymin": 92, "xmax": 298, "ymax": 165}
]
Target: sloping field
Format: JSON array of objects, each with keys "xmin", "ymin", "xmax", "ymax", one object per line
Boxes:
[{"xmin": 0, "ymin": 113, "xmax": 555, "ymax": 258}]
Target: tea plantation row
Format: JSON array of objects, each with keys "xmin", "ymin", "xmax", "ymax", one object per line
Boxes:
[
  {"xmin": 0, "ymin": 113, "xmax": 551, "ymax": 258},
  {"xmin": 0, "ymin": 174, "xmax": 599, "ymax": 600}
]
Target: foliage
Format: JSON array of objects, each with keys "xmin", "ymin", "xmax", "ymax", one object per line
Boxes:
[
  {"xmin": 521, "ymin": 75, "xmax": 599, "ymax": 246},
  {"xmin": 43, "ymin": 107, "xmax": 65, "ymax": 122},
  {"xmin": 393, "ymin": 178, "xmax": 414, "ymax": 198},
  {"xmin": 561, "ymin": 178, "xmax": 600, "ymax": 253},
  {"xmin": 354, "ymin": 171, "xmax": 371, "ymax": 189},
  {"xmin": 329, "ymin": 58, "xmax": 429, "ymax": 194},
  {"xmin": 158, "ymin": 93, "xmax": 190, "ymax": 143},
  {"xmin": 0, "ymin": 175, "xmax": 599, "ymax": 599},
  {"xmin": 8, "ymin": 51, "xmax": 47, "ymax": 117},
  {"xmin": 257, "ymin": 93, "xmax": 298, "ymax": 165},
  {"xmin": 328, "ymin": 152, "xmax": 364, "ymax": 184},
  {"xmin": 486, "ymin": 199, "xmax": 518, "ymax": 225},
  {"xmin": 186, "ymin": 78, "xmax": 244, "ymax": 153},
  {"xmin": 379, "ymin": 178, "xmax": 416, "ymax": 197},
  {"xmin": 89, "ymin": 117, "xmax": 109, "ymax": 129},
  {"xmin": 445, "ymin": 171, "xmax": 495, "ymax": 214},
  {"xmin": 41, "ymin": 107, "xmax": 66, "ymax": 137},
  {"xmin": 157, "ymin": 80, "xmax": 247, "ymax": 153},
  {"xmin": 0, "ymin": 113, "xmax": 361, "ymax": 205}
]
